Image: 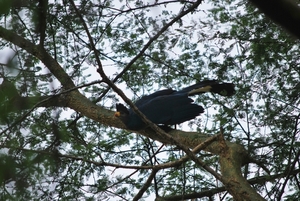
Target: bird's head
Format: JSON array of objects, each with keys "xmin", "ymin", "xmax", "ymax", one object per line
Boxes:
[{"xmin": 115, "ymin": 103, "xmax": 130, "ymax": 124}]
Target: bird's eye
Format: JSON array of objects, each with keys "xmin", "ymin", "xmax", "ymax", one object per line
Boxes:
[{"xmin": 114, "ymin": 112, "xmax": 121, "ymax": 117}]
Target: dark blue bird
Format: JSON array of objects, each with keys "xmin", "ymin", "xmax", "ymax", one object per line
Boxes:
[{"xmin": 115, "ymin": 80, "xmax": 235, "ymax": 130}]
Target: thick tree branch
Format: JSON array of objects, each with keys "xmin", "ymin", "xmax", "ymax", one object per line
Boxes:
[{"xmin": 219, "ymin": 145, "xmax": 265, "ymax": 200}]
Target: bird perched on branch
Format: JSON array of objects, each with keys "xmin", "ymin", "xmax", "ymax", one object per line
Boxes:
[{"xmin": 115, "ymin": 80, "xmax": 235, "ymax": 130}]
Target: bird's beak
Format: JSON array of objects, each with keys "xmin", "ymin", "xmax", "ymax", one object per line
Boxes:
[{"xmin": 114, "ymin": 112, "xmax": 121, "ymax": 117}]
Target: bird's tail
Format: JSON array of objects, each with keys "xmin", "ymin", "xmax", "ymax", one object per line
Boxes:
[{"xmin": 181, "ymin": 80, "xmax": 235, "ymax": 96}]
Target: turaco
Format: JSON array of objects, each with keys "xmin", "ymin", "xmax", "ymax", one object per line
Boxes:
[{"xmin": 115, "ymin": 80, "xmax": 235, "ymax": 130}]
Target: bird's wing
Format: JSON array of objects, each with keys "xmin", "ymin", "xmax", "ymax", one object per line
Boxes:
[
  {"xmin": 138, "ymin": 94, "xmax": 204, "ymax": 125},
  {"xmin": 115, "ymin": 89, "xmax": 177, "ymax": 130},
  {"xmin": 135, "ymin": 88, "xmax": 176, "ymax": 107}
]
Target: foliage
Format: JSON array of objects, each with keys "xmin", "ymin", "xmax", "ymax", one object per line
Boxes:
[{"xmin": 0, "ymin": 0, "xmax": 299, "ymax": 200}]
